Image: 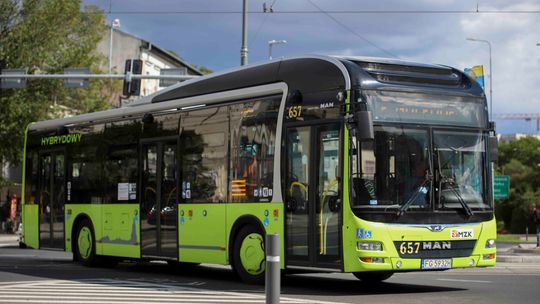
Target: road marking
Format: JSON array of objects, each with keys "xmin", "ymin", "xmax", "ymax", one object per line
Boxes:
[
  {"xmin": 437, "ymin": 278, "xmax": 492, "ymax": 284},
  {"xmin": 0, "ymin": 279, "xmax": 347, "ymax": 304}
]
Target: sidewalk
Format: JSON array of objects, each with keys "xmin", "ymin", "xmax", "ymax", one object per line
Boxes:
[
  {"xmin": 497, "ymin": 242, "xmax": 540, "ymax": 263},
  {"xmin": 0, "ymin": 232, "xmax": 18, "ymax": 248}
]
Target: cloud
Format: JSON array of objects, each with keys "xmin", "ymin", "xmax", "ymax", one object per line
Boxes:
[{"xmin": 82, "ymin": 0, "xmax": 540, "ymax": 125}]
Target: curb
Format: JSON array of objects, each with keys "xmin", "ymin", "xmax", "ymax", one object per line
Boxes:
[{"xmin": 497, "ymin": 255, "xmax": 540, "ymax": 263}]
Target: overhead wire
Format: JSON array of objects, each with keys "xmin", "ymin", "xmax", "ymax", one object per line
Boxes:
[
  {"xmin": 251, "ymin": 0, "xmax": 279, "ymax": 46},
  {"xmin": 305, "ymin": 0, "xmax": 398, "ymax": 58},
  {"xmin": 95, "ymin": 10, "xmax": 540, "ymax": 15}
]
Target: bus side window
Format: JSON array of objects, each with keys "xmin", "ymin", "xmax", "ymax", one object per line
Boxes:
[
  {"xmin": 180, "ymin": 107, "xmax": 229, "ymax": 203},
  {"xmin": 229, "ymin": 97, "xmax": 280, "ymax": 202}
]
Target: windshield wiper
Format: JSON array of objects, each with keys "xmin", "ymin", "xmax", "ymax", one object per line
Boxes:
[
  {"xmin": 440, "ymin": 178, "xmax": 474, "ymax": 217},
  {"xmin": 396, "ymin": 174, "xmax": 432, "ymax": 218}
]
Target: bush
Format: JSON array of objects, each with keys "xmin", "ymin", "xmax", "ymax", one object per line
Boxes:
[{"xmin": 509, "ymin": 204, "xmax": 537, "ymax": 234}]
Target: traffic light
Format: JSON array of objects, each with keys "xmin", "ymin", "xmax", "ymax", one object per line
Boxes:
[{"xmin": 123, "ymin": 59, "xmax": 143, "ymax": 96}]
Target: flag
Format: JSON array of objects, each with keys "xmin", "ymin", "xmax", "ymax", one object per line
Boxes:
[{"xmin": 464, "ymin": 65, "xmax": 485, "ymax": 89}]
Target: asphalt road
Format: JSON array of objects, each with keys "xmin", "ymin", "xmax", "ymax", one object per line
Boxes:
[{"xmin": 0, "ymin": 247, "xmax": 539, "ymax": 304}]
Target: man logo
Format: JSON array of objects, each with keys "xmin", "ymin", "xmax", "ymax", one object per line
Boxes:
[{"xmin": 427, "ymin": 225, "xmax": 444, "ymax": 232}]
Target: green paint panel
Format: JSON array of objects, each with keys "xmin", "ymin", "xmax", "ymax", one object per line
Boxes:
[
  {"xmin": 21, "ymin": 125, "xmax": 39, "ymax": 249},
  {"xmin": 176, "ymin": 202, "xmax": 285, "ymax": 267},
  {"xmin": 343, "ymin": 215, "xmax": 497, "ymax": 272},
  {"xmin": 178, "ymin": 204, "xmax": 227, "ymax": 264},
  {"xmin": 65, "ymin": 204, "xmax": 140, "ymax": 258},
  {"xmin": 22, "ymin": 204, "xmax": 39, "ymax": 248},
  {"xmin": 342, "ymin": 126, "xmax": 360, "ymax": 272},
  {"xmin": 99, "ymin": 204, "xmax": 140, "ymax": 258}
]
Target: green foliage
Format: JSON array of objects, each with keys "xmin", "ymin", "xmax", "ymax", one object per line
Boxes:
[
  {"xmin": 191, "ymin": 64, "xmax": 213, "ymax": 75},
  {"xmin": 0, "ymin": 0, "xmax": 115, "ymax": 171},
  {"xmin": 495, "ymin": 137, "xmax": 540, "ymax": 233}
]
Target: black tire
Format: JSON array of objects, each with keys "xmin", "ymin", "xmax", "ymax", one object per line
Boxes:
[
  {"xmin": 231, "ymin": 225, "xmax": 266, "ymax": 284},
  {"xmin": 19, "ymin": 242, "xmax": 27, "ymax": 249},
  {"xmin": 74, "ymin": 219, "xmax": 98, "ymax": 266},
  {"xmin": 353, "ymin": 271, "xmax": 393, "ymax": 283}
]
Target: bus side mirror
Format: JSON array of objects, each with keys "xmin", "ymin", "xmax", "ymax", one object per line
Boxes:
[
  {"xmin": 354, "ymin": 110, "xmax": 374, "ymax": 141},
  {"xmin": 489, "ymin": 136, "xmax": 498, "ymax": 162},
  {"xmin": 489, "ymin": 121, "xmax": 496, "ymax": 132}
]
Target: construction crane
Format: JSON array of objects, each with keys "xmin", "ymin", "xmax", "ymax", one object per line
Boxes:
[{"xmin": 492, "ymin": 113, "xmax": 540, "ymax": 132}]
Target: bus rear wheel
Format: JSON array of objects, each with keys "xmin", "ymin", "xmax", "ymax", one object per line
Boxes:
[
  {"xmin": 353, "ymin": 271, "xmax": 393, "ymax": 283},
  {"xmin": 75, "ymin": 219, "xmax": 98, "ymax": 266},
  {"xmin": 232, "ymin": 225, "xmax": 265, "ymax": 284}
]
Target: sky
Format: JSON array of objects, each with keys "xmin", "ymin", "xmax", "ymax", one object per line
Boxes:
[{"xmin": 82, "ymin": 0, "xmax": 540, "ymax": 134}]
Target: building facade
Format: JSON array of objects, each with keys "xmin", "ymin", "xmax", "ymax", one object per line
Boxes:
[{"xmin": 96, "ymin": 27, "xmax": 202, "ymax": 107}]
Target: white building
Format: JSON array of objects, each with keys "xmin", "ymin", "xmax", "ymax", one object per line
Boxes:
[{"xmin": 497, "ymin": 133, "xmax": 540, "ymax": 143}]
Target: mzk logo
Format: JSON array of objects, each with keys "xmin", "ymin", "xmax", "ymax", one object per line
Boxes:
[{"xmin": 450, "ymin": 229, "xmax": 474, "ymax": 239}]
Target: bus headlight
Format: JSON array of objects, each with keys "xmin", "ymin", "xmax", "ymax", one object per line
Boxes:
[
  {"xmin": 485, "ymin": 239, "xmax": 496, "ymax": 248},
  {"xmin": 357, "ymin": 242, "xmax": 382, "ymax": 251}
]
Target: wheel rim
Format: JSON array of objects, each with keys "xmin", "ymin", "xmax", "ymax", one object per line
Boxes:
[
  {"xmin": 239, "ymin": 233, "xmax": 265, "ymax": 275},
  {"xmin": 78, "ymin": 226, "xmax": 92, "ymax": 260}
]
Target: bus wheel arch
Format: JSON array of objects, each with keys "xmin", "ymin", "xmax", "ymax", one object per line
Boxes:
[
  {"xmin": 72, "ymin": 215, "xmax": 98, "ymax": 266},
  {"xmin": 229, "ymin": 216, "xmax": 266, "ymax": 283}
]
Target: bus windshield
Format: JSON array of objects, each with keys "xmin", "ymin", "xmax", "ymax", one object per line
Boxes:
[
  {"xmin": 351, "ymin": 126, "xmax": 491, "ymax": 213},
  {"xmin": 434, "ymin": 130, "xmax": 489, "ymax": 211}
]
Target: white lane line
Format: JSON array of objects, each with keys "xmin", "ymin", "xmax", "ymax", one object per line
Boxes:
[
  {"xmin": 0, "ymin": 291, "xmax": 262, "ymax": 299},
  {"xmin": 0, "ymin": 299, "xmax": 335, "ymax": 304},
  {"xmin": 0, "ymin": 279, "xmax": 349, "ymax": 304},
  {"xmin": 0, "ymin": 300, "xmax": 270, "ymax": 304},
  {"xmin": 437, "ymin": 278, "xmax": 492, "ymax": 283},
  {"xmin": 0, "ymin": 296, "xmax": 267, "ymax": 303}
]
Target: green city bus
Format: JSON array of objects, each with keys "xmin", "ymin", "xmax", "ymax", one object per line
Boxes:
[{"xmin": 21, "ymin": 55, "xmax": 497, "ymax": 283}]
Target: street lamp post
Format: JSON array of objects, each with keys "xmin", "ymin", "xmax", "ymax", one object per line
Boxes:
[
  {"xmin": 109, "ymin": 19, "xmax": 121, "ymax": 74},
  {"xmin": 240, "ymin": 0, "xmax": 248, "ymax": 66},
  {"xmin": 467, "ymin": 37, "xmax": 493, "ymax": 120},
  {"xmin": 268, "ymin": 40, "xmax": 287, "ymax": 60}
]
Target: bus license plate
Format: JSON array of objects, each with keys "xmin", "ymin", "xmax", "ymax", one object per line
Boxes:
[{"xmin": 422, "ymin": 259, "xmax": 452, "ymax": 270}]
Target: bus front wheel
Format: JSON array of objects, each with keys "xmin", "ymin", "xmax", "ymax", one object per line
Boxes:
[
  {"xmin": 75, "ymin": 219, "xmax": 98, "ymax": 266},
  {"xmin": 353, "ymin": 271, "xmax": 393, "ymax": 283},
  {"xmin": 232, "ymin": 225, "xmax": 265, "ymax": 284}
]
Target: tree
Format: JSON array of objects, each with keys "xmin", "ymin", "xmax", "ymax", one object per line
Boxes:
[
  {"xmin": 191, "ymin": 64, "xmax": 213, "ymax": 75},
  {"xmin": 495, "ymin": 137, "xmax": 540, "ymax": 232},
  {"xmin": 0, "ymin": 0, "xmax": 115, "ymax": 179}
]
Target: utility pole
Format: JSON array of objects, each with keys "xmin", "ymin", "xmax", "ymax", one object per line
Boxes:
[
  {"xmin": 108, "ymin": 19, "xmax": 121, "ymax": 74},
  {"xmin": 240, "ymin": 0, "xmax": 248, "ymax": 66}
]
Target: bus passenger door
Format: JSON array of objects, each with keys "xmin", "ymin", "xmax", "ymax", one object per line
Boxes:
[
  {"xmin": 285, "ymin": 124, "xmax": 342, "ymax": 269},
  {"xmin": 38, "ymin": 150, "xmax": 65, "ymax": 250},
  {"xmin": 140, "ymin": 141, "xmax": 178, "ymax": 259}
]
